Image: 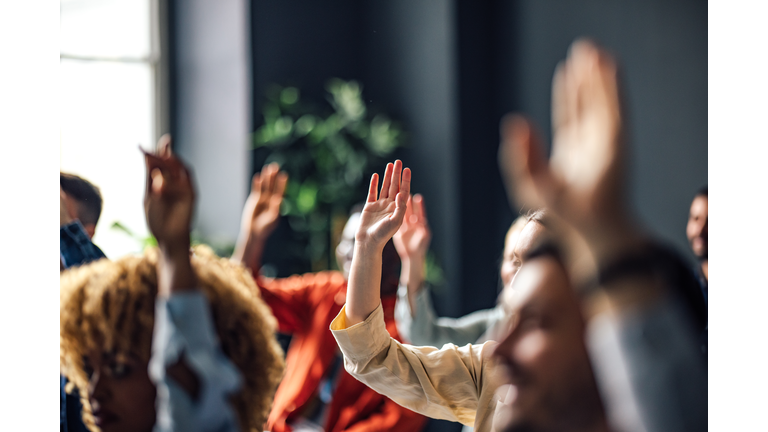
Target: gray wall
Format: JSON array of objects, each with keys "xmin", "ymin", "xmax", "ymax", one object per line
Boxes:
[{"xmin": 497, "ymin": 0, "xmax": 708, "ymax": 261}]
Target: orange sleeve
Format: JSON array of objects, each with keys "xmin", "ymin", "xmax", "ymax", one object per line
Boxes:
[
  {"xmin": 256, "ymin": 274, "xmax": 315, "ymax": 334},
  {"xmin": 341, "ymin": 399, "xmax": 427, "ymax": 432}
]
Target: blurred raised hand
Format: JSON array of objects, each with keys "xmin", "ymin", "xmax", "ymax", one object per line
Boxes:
[
  {"xmin": 232, "ymin": 163, "xmax": 288, "ymax": 271},
  {"xmin": 499, "ymin": 40, "xmax": 642, "ymax": 264},
  {"xmin": 142, "ymin": 135, "xmax": 195, "ymax": 253},
  {"xmin": 240, "ymin": 163, "xmax": 288, "ymax": 242},
  {"xmin": 393, "ymin": 194, "xmax": 431, "ymax": 262}
]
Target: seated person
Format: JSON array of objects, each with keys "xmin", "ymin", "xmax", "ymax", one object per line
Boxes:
[
  {"xmin": 61, "ymin": 172, "xmax": 103, "ymax": 239},
  {"xmin": 60, "ymin": 181, "xmax": 106, "ymax": 432},
  {"xmin": 231, "ymin": 164, "xmax": 426, "ymax": 432},
  {"xmin": 394, "ymin": 200, "xmax": 545, "ymax": 346},
  {"xmin": 60, "ymin": 145, "xmax": 285, "ymax": 432},
  {"xmin": 332, "ymin": 39, "xmax": 706, "ymax": 432},
  {"xmin": 60, "ymin": 173, "xmax": 106, "ymax": 269}
]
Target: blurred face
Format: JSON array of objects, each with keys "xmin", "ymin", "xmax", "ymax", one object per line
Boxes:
[
  {"xmin": 500, "ymin": 221, "xmax": 545, "ymax": 288},
  {"xmin": 84, "ymin": 350, "xmax": 156, "ymax": 432},
  {"xmin": 336, "ymin": 212, "xmax": 361, "ymax": 279},
  {"xmin": 686, "ymin": 195, "xmax": 708, "ymax": 260},
  {"xmin": 336, "ymin": 212, "xmax": 400, "ymax": 296},
  {"xmin": 492, "ymin": 257, "xmax": 604, "ymax": 432}
]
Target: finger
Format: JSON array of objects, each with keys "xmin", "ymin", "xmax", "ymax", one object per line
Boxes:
[
  {"xmin": 156, "ymin": 134, "xmax": 172, "ymax": 157},
  {"xmin": 260, "ymin": 164, "xmax": 272, "ymax": 197},
  {"xmin": 392, "ymin": 167, "xmax": 411, "ymax": 222},
  {"xmin": 151, "ymin": 169, "xmax": 165, "ymax": 195},
  {"xmin": 251, "ymin": 173, "xmax": 261, "ymax": 194},
  {"xmin": 413, "ymin": 193, "xmax": 427, "ymax": 224},
  {"xmin": 274, "ymin": 171, "xmax": 288, "ymax": 199},
  {"xmin": 499, "ymin": 115, "xmax": 550, "ymax": 210},
  {"xmin": 367, "ymin": 173, "xmax": 379, "ymax": 203},
  {"xmin": 388, "ymin": 160, "xmax": 403, "ymax": 201},
  {"xmin": 379, "ymin": 163, "xmax": 394, "ymax": 199},
  {"xmin": 403, "ymin": 194, "xmax": 414, "ymax": 224},
  {"xmin": 397, "ymin": 167, "xmax": 411, "ymax": 207},
  {"xmin": 551, "ymin": 61, "xmax": 569, "ymax": 132},
  {"xmin": 264, "ymin": 163, "xmax": 279, "ymax": 194}
]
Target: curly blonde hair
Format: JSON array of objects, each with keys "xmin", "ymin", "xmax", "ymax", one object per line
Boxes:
[{"xmin": 60, "ymin": 245, "xmax": 285, "ymax": 432}]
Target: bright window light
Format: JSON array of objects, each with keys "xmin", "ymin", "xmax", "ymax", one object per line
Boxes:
[{"xmin": 60, "ymin": 0, "xmax": 158, "ymax": 258}]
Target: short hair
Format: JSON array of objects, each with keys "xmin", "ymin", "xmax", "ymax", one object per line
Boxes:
[
  {"xmin": 696, "ymin": 185, "xmax": 708, "ymax": 197},
  {"xmin": 60, "ymin": 245, "xmax": 285, "ymax": 432},
  {"xmin": 60, "ymin": 173, "xmax": 103, "ymax": 226}
]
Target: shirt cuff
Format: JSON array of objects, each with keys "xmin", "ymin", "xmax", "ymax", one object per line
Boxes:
[
  {"xmin": 149, "ymin": 291, "xmax": 242, "ymax": 432},
  {"xmin": 330, "ymin": 303, "xmax": 392, "ymax": 363}
]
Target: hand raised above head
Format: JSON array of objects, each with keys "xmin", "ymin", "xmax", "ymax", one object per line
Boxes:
[
  {"xmin": 142, "ymin": 136, "xmax": 196, "ymax": 251},
  {"xmin": 356, "ymin": 160, "xmax": 411, "ymax": 250},
  {"xmin": 394, "ymin": 193, "xmax": 431, "ymax": 261},
  {"xmin": 499, "ymin": 39, "xmax": 629, "ymax": 241},
  {"xmin": 240, "ymin": 162, "xmax": 288, "ymax": 241}
]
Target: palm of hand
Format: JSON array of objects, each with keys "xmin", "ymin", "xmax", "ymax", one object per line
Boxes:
[
  {"xmin": 245, "ymin": 191, "xmax": 281, "ymax": 237},
  {"xmin": 359, "ymin": 200, "xmax": 403, "ymax": 246},
  {"xmin": 394, "ymin": 220, "xmax": 430, "ymax": 258},
  {"xmin": 146, "ymin": 180, "xmax": 194, "ymax": 244}
]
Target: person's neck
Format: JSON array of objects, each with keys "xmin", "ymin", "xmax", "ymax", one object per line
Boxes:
[{"xmin": 701, "ymin": 260, "xmax": 708, "ymax": 280}]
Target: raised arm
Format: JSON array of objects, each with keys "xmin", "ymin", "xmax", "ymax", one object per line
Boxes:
[
  {"xmin": 231, "ymin": 162, "xmax": 288, "ymax": 273},
  {"xmin": 393, "ymin": 193, "xmax": 431, "ymax": 315},
  {"xmin": 345, "ymin": 160, "xmax": 410, "ymax": 326},
  {"xmin": 498, "ymin": 39, "xmax": 706, "ymax": 432}
]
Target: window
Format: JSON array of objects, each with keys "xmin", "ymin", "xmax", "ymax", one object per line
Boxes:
[{"xmin": 60, "ymin": 0, "xmax": 166, "ymax": 257}]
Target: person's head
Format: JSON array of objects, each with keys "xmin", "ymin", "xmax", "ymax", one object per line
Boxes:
[
  {"xmin": 686, "ymin": 186, "xmax": 708, "ymax": 262},
  {"xmin": 60, "ymin": 246, "xmax": 285, "ymax": 432},
  {"xmin": 60, "ymin": 172, "xmax": 103, "ymax": 238},
  {"xmin": 336, "ymin": 205, "xmax": 401, "ymax": 297},
  {"xmin": 492, "ymin": 245, "xmax": 606, "ymax": 432},
  {"xmin": 500, "ymin": 210, "xmax": 548, "ymax": 289}
]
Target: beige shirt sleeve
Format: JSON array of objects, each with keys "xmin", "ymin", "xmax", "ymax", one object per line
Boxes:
[{"xmin": 330, "ymin": 303, "xmax": 503, "ymax": 430}]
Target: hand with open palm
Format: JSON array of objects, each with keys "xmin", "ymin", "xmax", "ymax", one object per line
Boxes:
[
  {"xmin": 394, "ymin": 194, "xmax": 431, "ymax": 263},
  {"xmin": 499, "ymin": 40, "xmax": 643, "ymax": 264},
  {"xmin": 240, "ymin": 163, "xmax": 288, "ymax": 242},
  {"xmin": 345, "ymin": 160, "xmax": 411, "ymax": 326}
]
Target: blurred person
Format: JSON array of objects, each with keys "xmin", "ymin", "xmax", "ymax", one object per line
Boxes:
[
  {"xmin": 498, "ymin": 39, "xmax": 706, "ymax": 431},
  {"xmin": 61, "ymin": 184, "xmax": 107, "ymax": 432},
  {"xmin": 687, "ymin": 186, "xmax": 708, "ymax": 296},
  {"xmin": 231, "ymin": 164, "xmax": 427, "ymax": 432},
  {"xmin": 60, "ymin": 145, "xmax": 285, "ymax": 432},
  {"xmin": 60, "ymin": 172, "xmax": 103, "ymax": 239},
  {"xmin": 686, "ymin": 185, "xmax": 708, "ymax": 355},
  {"xmin": 332, "ymin": 38, "xmax": 706, "ymax": 432},
  {"xmin": 394, "ymin": 200, "xmax": 546, "ymax": 347}
]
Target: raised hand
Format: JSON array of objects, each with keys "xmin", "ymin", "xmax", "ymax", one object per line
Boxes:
[
  {"xmin": 232, "ymin": 163, "xmax": 288, "ymax": 270},
  {"xmin": 356, "ymin": 160, "xmax": 411, "ymax": 249},
  {"xmin": 499, "ymin": 40, "xmax": 641, "ymax": 264},
  {"xmin": 345, "ymin": 160, "xmax": 411, "ymax": 326},
  {"xmin": 142, "ymin": 136, "xmax": 196, "ymax": 252},
  {"xmin": 240, "ymin": 163, "xmax": 288, "ymax": 241},
  {"xmin": 393, "ymin": 194, "xmax": 431, "ymax": 262}
]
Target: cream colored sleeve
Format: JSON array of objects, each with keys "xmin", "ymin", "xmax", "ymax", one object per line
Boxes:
[{"xmin": 331, "ymin": 303, "xmax": 502, "ymax": 428}]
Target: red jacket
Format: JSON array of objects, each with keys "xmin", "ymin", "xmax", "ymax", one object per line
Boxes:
[{"xmin": 257, "ymin": 271, "xmax": 427, "ymax": 432}]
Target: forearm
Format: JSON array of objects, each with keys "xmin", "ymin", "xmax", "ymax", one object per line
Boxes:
[
  {"xmin": 399, "ymin": 255, "xmax": 426, "ymax": 317},
  {"xmin": 231, "ymin": 231, "xmax": 266, "ymax": 274},
  {"xmin": 158, "ymin": 240, "xmax": 196, "ymax": 297},
  {"xmin": 345, "ymin": 241, "xmax": 384, "ymax": 326}
]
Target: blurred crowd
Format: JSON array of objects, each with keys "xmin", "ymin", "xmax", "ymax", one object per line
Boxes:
[{"xmin": 60, "ymin": 39, "xmax": 707, "ymax": 432}]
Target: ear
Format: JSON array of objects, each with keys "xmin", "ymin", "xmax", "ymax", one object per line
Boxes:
[{"xmin": 83, "ymin": 223, "xmax": 96, "ymax": 239}]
